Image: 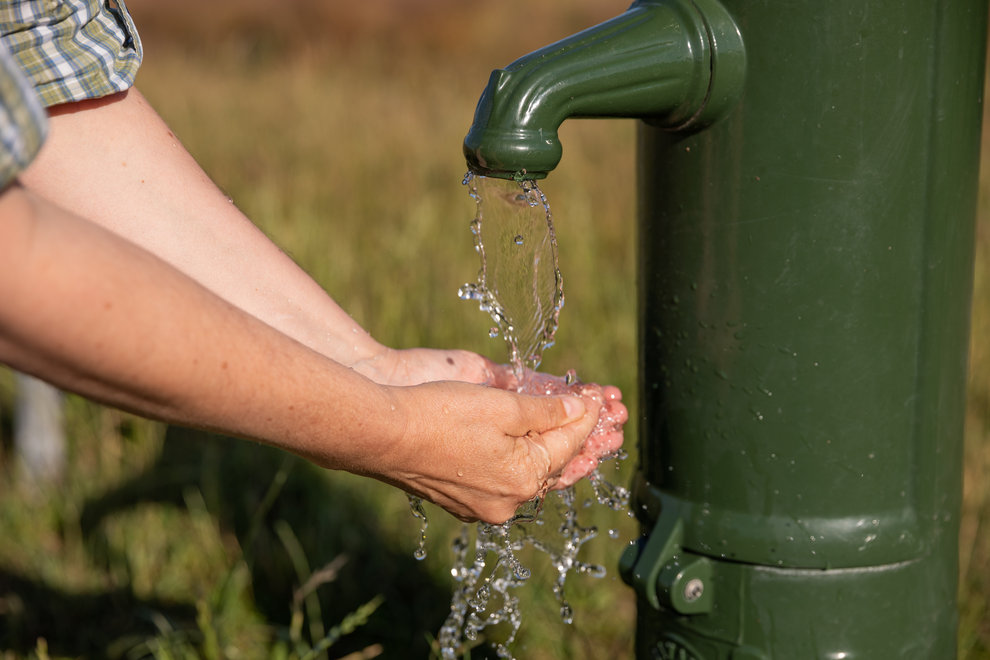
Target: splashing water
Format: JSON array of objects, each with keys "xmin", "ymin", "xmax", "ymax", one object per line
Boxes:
[
  {"xmin": 457, "ymin": 172, "xmax": 565, "ymax": 377},
  {"xmin": 406, "ymin": 172, "xmax": 630, "ymax": 659},
  {"xmin": 408, "ymin": 494, "xmax": 429, "ymax": 561}
]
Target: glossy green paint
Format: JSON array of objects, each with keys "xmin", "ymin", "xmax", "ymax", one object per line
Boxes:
[
  {"xmin": 463, "ymin": 0, "xmax": 745, "ymax": 180},
  {"xmin": 632, "ymin": 0, "xmax": 986, "ymax": 655},
  {"xmin": 464, "ymin": 0, "xmax": 986, "ymax": 657}
]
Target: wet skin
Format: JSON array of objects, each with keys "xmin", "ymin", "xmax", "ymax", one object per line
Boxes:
[{"xmin": 487, "ymin": 366, "xmax": 628, "ymax": 490}]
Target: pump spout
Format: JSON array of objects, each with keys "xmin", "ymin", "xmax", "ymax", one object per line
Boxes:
[{"xmin": 463, "ymin": 0, "xmax": 745, "ymax": 180}]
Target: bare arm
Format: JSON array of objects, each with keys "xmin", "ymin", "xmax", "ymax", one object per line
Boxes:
[
  {"xmin": 0, "ymin": 184, "xmax": 598, "ymax": 523},
  {"xmin": 18, "ymin": 89, "xmax": 491, "ymax": 387}
]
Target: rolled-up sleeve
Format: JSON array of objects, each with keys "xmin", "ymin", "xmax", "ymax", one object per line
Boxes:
[
  {"xmin": 0, "ymin": 41, "xmax": 46, "ymax": 190},
  {"xmin": 0, "ymin": 0, "xmax": 142, "ymax": 107}
]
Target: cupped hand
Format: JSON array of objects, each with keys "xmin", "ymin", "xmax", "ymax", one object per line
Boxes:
[
  {"xmin": 486, "ymin": 366, "xmax": 629, "ymax": 488},
  {"xmin": 378, "ymin": 380, "xmax": 604, "ymax": 524},
  {"xmin": 556, "ymin": 384, "xmax": 627, "ymax": 487}
]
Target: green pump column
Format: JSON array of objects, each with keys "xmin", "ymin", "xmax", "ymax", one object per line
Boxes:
[
  {"xmin": 624, "ymin": 1, "xmax": 987, "ymax": 657},
  {"xmin": 463, "ymin": 0, "xmax": 986, "ymax": 655}
]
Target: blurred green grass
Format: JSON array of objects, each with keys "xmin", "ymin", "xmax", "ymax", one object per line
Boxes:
[{"xmin": 0, "ymin": 1, "xmax": 987, "ymax": 658}]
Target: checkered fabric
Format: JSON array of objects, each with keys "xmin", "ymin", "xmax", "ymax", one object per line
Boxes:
[
  {"xmin": 0, "ymin": 41, "xmax": 46, "ymax": 189},
  {"xmin": 0, "ymin": 0, "xmax": 142, "ymax": 107}
]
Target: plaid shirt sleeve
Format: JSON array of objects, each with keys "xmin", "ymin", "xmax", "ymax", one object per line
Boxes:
[
  {"xmin": 0, "ymin": 40, "xmax": 46, "ymax": 190},
  {"xmin": 0, "ymin": 0, "xmax": 142, "ymax": 107}
]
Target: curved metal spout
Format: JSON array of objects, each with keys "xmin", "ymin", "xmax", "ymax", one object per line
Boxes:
[{"xmin": 463, "ymin": 0, "xmax": 745, "ymax": 180}]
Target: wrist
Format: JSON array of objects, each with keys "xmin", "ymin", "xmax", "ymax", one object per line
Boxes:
[
  {"xmin": 348, "ymin": 344, "xmax": 397, "ymax": 382},
  {"xmin": 341, "ymin": 381, "xmax": 420, "ymax": 486}
]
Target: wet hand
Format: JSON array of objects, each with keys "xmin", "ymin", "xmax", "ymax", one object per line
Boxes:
[
  {"xmin": 487, "ymin": 367, "xmax": 628, "ymax": 488},
  {"xmin": 382, "ymin": 380, "xmax": 603, "ymax": 524},
  {"xmin": 557, "ymin": 384, "xmax": 626, "ymax": 487}
]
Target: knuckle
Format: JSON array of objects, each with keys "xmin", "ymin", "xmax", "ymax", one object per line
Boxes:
[{"xmin": 480, "ymin": 502, "xmax": 515, "ymax": 525}]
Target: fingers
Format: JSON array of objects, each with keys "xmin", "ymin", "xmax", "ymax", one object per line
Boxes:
[
  {"xmin": 484, "ymin": 361, "xmax": 520, "ymax": 390},
  {"xmin": 602, "ymin": 384, "xmax": 623, "ymax": 402},
  {"xmin": 387, "ymin": 376, "xmax": 623, "ymax": 524},
  {"xmin": 549, "ymin": 393, "xmax": 628, "ymax": 489},
  {"xmin": 527, "ymin": 394, "xmax": 603, "ymax": 476},
  {"xmin": 556, "ymin": 453, "xmax": 599, "ymax": 488},
  {"xmin": 604, "ymin": 398, "xmax": 629, "ymax": 427}
]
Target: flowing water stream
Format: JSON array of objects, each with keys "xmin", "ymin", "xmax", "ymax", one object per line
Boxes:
[
  {"xmin": 456, "ymin": 173, "xmax": 564, "ymax": 377},
  {"xmin": 410, "ymin": 172, "xmax": 629, "ymax": 659}
]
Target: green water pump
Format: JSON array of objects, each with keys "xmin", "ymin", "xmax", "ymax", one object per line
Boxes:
[{"xmin": 465, "ymin": 0, "xmax": 988, "ymax": 657}]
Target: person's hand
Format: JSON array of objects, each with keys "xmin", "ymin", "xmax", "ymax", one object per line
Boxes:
[
  {"xmin": 485, "ymin": 366, "xmax": 628, "ymax": 488},
  {"xmin": 352, "ymin": 347, "xmax": 498, "ymax": 386},
  {"xmin": 556, "ymin": 383, "xmax": 626, "ymax": 487},
  {"xmin": 375, "ymin": 380, "xmax": 603, "ymax": 523}
]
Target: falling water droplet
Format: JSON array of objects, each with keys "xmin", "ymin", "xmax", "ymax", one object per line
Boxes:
[{"xmin": 407, "ymin": 495, "xmax": 429, "ymax": 561}]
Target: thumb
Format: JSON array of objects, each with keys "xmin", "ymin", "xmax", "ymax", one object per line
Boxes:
[
  {"xmin": 511, "ymin": 393, "xmax": 588, "ymax": 434},
  {"xmin": 559, "ymin": 395, "xmax": 587, "ymax": 424},
  {"xmin": 522, "ymin": 394, "xmax": 602, "ymax": 476},
  {"xmin": 529, "ymin": 394, "xmax": 587, "ymax": 429}
]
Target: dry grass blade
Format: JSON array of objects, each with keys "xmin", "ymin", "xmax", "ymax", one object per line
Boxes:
[{"xmin": 292, "ymin": 554, "xmax": 349, "ymax": 613}]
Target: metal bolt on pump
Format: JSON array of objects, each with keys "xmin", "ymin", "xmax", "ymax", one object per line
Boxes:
[
  {"xmin": 683, "ymin": 579, "xmax": 705, "ymax": 603},
  {"xmin": 463, "ymin": 0, "xmax": 988, "ymax": 657}
]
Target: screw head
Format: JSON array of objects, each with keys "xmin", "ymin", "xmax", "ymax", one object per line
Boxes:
[{"xmin": 683, "ymin": 578, "xmax": 705, "ymax": 602}]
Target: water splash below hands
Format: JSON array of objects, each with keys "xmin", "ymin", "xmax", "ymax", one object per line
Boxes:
[{"xmin": 527, "ymin": 488, "xmax": 607, "ymax": 625}]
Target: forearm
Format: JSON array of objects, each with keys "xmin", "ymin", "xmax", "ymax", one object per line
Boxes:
[
  {"xmin": 0, "ymin": 184, "xmax": 606, "ymax": 523},
  {"xmin": 18, "ymin": 89, "xmax": 388, "ymax": 371},
  {"xmin": 0, "ymin": 184, "xmax": 399, "ymax": 471}
]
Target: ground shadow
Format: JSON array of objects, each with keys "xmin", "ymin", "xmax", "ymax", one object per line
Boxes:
[
  {"xmin": 0, "ymin": 568, "xmax": 196, "ymax": 657},
  {"xmin": 55, "ymin": 427, "xmax": 467, "ymax": 659}
]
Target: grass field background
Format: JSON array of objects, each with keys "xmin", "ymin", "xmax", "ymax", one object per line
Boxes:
[{"xmin": 0, "ymin": 1, "xmax": 988, "ymax": 658}]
